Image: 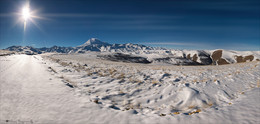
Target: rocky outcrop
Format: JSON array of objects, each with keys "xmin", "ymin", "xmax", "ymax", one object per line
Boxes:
[
  {"xmin": 197, "ymin": 51, "xmax": 212, "ymax": 65},
  {"xmin": 218, "ymin": 58, "xmax": 229, "ymax": 65},
  {"xmin": 185, "ymin": 51, "xmax": 212, "ymax": 65},
  {"xmin": 212, "ymin": 50, "xmax": 222, "ymax": 62},
  {"xmin": 235, "ymin": 55, "xmax": 254, "ymax": 63},
  {"xmin": 211, "ymin": 50, "xmax": 230, "ymax": 65},
  {"xmin": 192, "ymin": 54, "xmax": 198, "ymax": 62}
]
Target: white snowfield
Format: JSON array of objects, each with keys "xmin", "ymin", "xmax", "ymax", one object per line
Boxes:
[{"xmin": 0, "ymin": 54, "xmax": 260, "ymax": 124}]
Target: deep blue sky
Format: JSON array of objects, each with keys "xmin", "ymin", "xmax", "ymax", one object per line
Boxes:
[{"xmin": 0, "ymin": 0, "xmax": 259, "ymax": 50}]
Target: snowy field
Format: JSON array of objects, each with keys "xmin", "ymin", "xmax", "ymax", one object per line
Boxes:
[{"xmin": 0, "ymin": 53, "xmax": 260, "ymax": 124}]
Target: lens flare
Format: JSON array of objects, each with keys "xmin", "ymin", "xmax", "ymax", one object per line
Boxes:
[
  {"xmin": 16, "ymin": 1, "xmax": 46, "ymax": 33},
  {"xmin": 22, "ymin": 6, "xmax": 31, "ymax": 22}
]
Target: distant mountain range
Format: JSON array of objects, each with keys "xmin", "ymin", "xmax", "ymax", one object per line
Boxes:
[
  {"xmin": 4, "ymin": 38, "xmax": 260, "ymax": 65},
  {"xmin": 5, "ymin": 38, "xmax": 161, "ymax": 54}
]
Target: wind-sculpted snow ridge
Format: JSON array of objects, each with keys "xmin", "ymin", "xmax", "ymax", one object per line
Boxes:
[
  {"xmin": 4, "ymin": 38, "xmax": 260, "ymax": 65},
  {"xmin": 40, "ymin": 53, "xmax": 260, "ymax": 122}
]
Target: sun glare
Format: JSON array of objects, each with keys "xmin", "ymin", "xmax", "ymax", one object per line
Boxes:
[
  {"xmin": 17, "ymin": 1, "xmax": 45, "ymax": 32},
  {"xmin": 22, "ymin": 6, "xmax": 31, "ymax": 22}
]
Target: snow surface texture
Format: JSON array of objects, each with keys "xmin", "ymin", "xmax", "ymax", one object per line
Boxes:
[{"xmin": 0, "ymin": 53, "xmax": 260, "ymax": 124}]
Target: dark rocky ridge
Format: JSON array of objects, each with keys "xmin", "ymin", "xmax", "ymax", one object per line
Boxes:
[
  {"xmin": 153, "ymin": 57, "xmax": 202, "ymax": 65},
  {"xmin": 98, "ymin": 53, "xmax": 151, "ymax": 64}
]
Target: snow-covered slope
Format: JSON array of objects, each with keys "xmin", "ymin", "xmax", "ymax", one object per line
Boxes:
[{"xmin": 1, "ymin": 52, "xmax": 259, "ymax": 123}]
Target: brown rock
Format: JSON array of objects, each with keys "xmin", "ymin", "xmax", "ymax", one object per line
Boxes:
[
  {"xmin": 212, "ymin": 50, "xmax": 222, "ymax": 61},
  {"xmin": 244, "ymin": 55, "xmax": 254, "ymax": 62},
  {"xmin": 235, "ymin": 56, "xmax": 245, "ymax": 63},
  {"xmin": 192, "ymin": 54, "xmax": 198, "ymax": 62},
  {"xmin": 187, "ymin": 54, "xmax": 191, "ymax": 59},
  {"xmin": 218, "ymin": 58, "xmax": 229, "ymax": 65}
]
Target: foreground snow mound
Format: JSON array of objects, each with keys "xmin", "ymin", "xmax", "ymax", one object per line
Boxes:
[{"xmin": 170, "ymin": 87, "xmax": 211, "ymax": 112}]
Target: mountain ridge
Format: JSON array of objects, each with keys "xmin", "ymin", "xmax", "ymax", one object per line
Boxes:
[{"xmin": 4, "ymin": 38, "xmax": 260, "ymax": 65}]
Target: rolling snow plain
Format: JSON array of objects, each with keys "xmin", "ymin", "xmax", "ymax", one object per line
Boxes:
[{"xmin": 0, "ymin": 53, "xmax": 259, "ymax": 124}]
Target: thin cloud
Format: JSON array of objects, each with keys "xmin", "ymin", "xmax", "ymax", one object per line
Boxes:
[
  {"xmin": 142, "ymin": 42, "xmax": 260, "ymax": 51},
  {"xmin": 219, "ymin": 43, "xmax": 260, "ymax": 51},
  {"xmin": 41, "ymin": 13, "xmax": 180, "ymax": 19},
  {"xmin": 141, "ymin": 42, "xmax": 199, "ymax": 46},
  {"xmin": 140, "ymin": 41, "xmax": 216, "ymax": 50},
  {"xmin": 0, "ymin": 14, "xmax": 10, "ymax": 17},
  {"xmin": 0, "ymin": 13, "xmax": 17, "ymax": 17}
]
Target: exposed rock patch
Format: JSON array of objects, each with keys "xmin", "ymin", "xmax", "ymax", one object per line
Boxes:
[
  {"xmin": 212, "ymin": 50, "xmax": 222, "ymax": 61},
  {"xmin": 235, "ymin": 55, "xmax": 254, "ymax": 63},
  {"xmin": 187, "ymin": 54, "xmax": 191, "ymax": 59},
  {"xmin": 211, "ymin": 50, "xmax": 231, "ymax": 65},
  {"xmin": 244, "ymin": 55, "xmax": 254, "ymax": 62},
  {"xmin": 185, "ymin": 52, "xmax": 213, "ymax": 65},
  {"xmin": 198, "ymin": 51, "xmax": 213, "ymax": 65},
  {"xmin": 235, "ymin": 56, "xmax": 244, "ymax": 63},
  {"xmin": 218, "ymin": 58, "xmax": 229, "ymax": 65},
  {"xmin": 192, "ymin": 54, "xmax": 198, "ymax": 62}
]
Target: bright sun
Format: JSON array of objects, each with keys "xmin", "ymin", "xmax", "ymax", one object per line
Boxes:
[
  {"xmin": 22, "ymin": 6, "xmax": 31, "ymax": 22},
  {"xmin": 18, "ymin": 2, "xmax": 44, "ymax": 32}
]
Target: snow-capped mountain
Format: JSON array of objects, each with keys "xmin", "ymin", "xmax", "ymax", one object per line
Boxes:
[
  {"xmin": 74, "ymin": 38, "xmax": 158, "ymax": 53},
  {"xmin": 74, "ymin": 38, "xmax": 111, "ymax": 53},
  {"xmin": 79, "ymin": 38, "xmax": 110, "ymax": 47},
  {"xmin": 4, "ymin": 38, "xmax": 260, "ymax": 65}
]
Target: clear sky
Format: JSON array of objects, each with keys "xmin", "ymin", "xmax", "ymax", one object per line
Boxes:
[{"xmin": 0, "ymin": 0, "xmax": 259, "ymax": 50}]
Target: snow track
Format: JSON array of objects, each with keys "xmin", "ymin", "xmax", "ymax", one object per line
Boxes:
[{"xmin": 0, "ymin": 55, "xmax": 117, "ymax": 123}]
